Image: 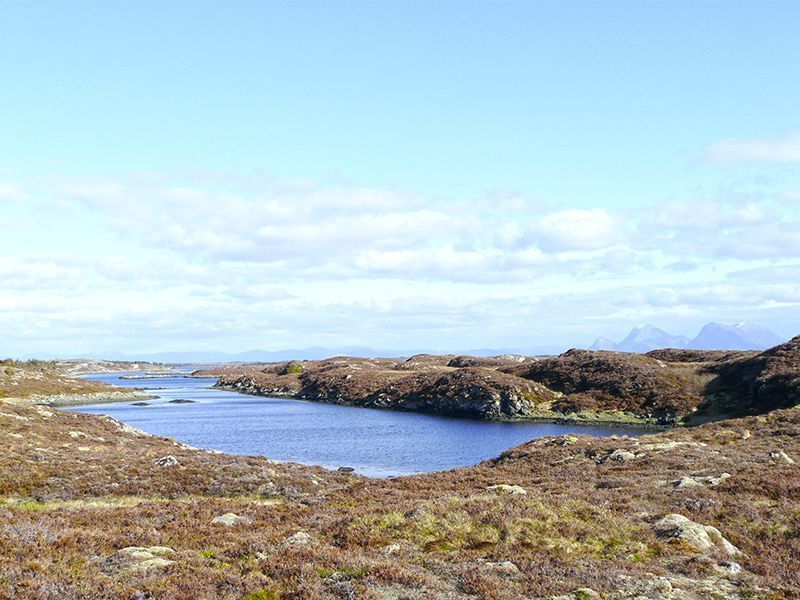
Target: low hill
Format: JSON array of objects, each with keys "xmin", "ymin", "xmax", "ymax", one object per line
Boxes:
[
  {"xmin": 207, "ymin": 337, "xmax": 800, "ymax": 426},
  {"xmin": 701, "ymin": 335, "xmax": 800, "ymax": 417},
  {"xmin": 502, "ymin": 349, "xmax": 707, "ymax": 422},
  {"xmin": 0, "ymin": 359, "xmax": 151, "ymax": 406}
]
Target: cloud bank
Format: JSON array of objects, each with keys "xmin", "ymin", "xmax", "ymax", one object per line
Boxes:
[{"xmin": 1, "ymin": 166, "xmax": 798, "ymax": 356}]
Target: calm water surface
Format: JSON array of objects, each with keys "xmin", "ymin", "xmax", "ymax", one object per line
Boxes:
[{"xmin": 71, "ymin": 372, "xmax": 645, "ymax": 477}]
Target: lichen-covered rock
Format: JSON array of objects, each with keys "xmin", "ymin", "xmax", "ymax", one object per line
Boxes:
[
  {"xmin": 674, "ymin": 473, "xmax": 731, "ymax": 488},
  {"xmin": 483, "ymin": 560, "xmax": 521, "ymax": 576},
  {"xmin": 486, "ymin": 484, "xmax": 527, "ymax": 495},
  {"xmin": 116, "ymin": 546, "xmax": 176, "ymax": 573},
  {"xmin": 654, "ymin": 514, "xmax": 740, "ymax": 555},
  {"xmin": 608, "ymin": 449, "xmax": 637, "ymax": 462},
  {"xmin": 286, "ymin": 531, "xmax": 312, "ymax": 546},
  {"xmin": 133, "ymin": 558, "xmax": 175, "ymax": 573}
]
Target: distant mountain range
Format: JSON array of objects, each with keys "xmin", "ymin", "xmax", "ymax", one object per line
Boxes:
[
  {"xmin": 590, "ymin": 322, "xmax": 785, "ymax": 353},
  {"xmin": 17, "ymin": 322, "xmax": 786, "ymax": 363},
  {"xmin": 48, "ymin": 345, "xmax": 566, "ymax": 365}
]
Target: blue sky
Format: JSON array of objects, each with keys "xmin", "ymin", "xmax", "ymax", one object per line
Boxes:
[{"xmin": 1, "ymin": 1, "xmax": 799, "ymax": 356}]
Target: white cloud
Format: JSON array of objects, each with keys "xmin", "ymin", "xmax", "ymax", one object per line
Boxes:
[
  {"xmin": 529, "ymin": 208, "xmax": 621, "ymax": 252},
  {"xmin": 704, "ymin": 130, "xmax": 800, "ymax": 165},
  {"xmin": 639, "ymin": 195, "xmax": 800, "ymax": 261},
  {"xmin": 2, "ymin": 172, "xmax": 799, "ymax": 355}
]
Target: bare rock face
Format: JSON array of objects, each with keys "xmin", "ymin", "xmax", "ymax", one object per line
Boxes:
[
  {"xmin": 446, "ymin": 355, "xmax": 528, "ymax": 368},
  {"xmin": 654, "ymin": 514, "xmax": 740, "ymax": 556},
  {"xmin": 370, "ymin": 367, "xmax": 557, "ymax": 420}
]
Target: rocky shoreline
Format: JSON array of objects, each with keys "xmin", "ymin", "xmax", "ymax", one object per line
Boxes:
[
  {"xmin": 202, "ymin": 336, "xmax": 800, "ymax": 428},
  {"xmin": 213, "ymin": 380, "xmax": 666, "ymax": 429},
  {"xmin": 10, "ymin": 389, "xmax": 156, "ymax": 408}
]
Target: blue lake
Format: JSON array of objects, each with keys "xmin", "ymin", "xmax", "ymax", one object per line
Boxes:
[{"xmin": 70, "ymin": 372, "xmax": 645, "ymax": 477}]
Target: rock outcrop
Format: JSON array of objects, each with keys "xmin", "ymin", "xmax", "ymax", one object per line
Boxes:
[
  {"xmin": 653, "ymin": 514, "xmax": 740, "ymax": 556},
  {"xmin": 364, "ymin": 367, "xmax": 557, "ymax": 420},
  {"xmin": 206, "ymin": 337, "xmax": 799, "ymax": 425},
  {"xmin": 115, "ymin": 546, "xmax": 176, "ymax": 573}
]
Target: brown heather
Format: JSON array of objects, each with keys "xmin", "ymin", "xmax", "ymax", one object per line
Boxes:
[
  {"xmin": 0, "ymin": 339, "xmax": 798, "ymax": 599},
  {"xmin": 0, "ymin": 360, "xmax": 113, "ymax": 400},
  {"xmin": 206, "ymin": 336, "xmax": 800, "ymax": 426}
]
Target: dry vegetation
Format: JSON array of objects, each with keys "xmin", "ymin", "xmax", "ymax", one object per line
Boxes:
[
  {"xmin": 0, "ymin": 360, "xmax": 112, "ymax": 400},
  {"xmin": 1, "ymin": 395, "xmax": 798, "ymax": 598},
  {"xmin": 203, "ymin": 336, "xmax": 800, "ymax": 426},
  {"xmin": 1, "ymin": 339, "xmax": 799, "ymax": 598},
  {"xmin": 0, "ymin": 359, "xmax": 152, "ymax": 406}
]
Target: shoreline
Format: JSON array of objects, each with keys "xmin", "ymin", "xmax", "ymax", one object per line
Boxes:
[
  {"xmin": 5, "ymin": 389, "xmax": 156, "ymax": 408},
  {"xmin": 212, "ymin": 382, "xmax": 668, "ymax": 430},
  {"xmin": 53, "ymin": 375, "xmax": 668, "ymax": 431}
]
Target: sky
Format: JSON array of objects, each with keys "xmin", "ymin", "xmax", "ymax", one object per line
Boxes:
[{"xmin": 1, "ymin": 1, "xmax": 799, "ymax": 357}]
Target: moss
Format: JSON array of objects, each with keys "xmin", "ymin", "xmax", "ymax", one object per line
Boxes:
[
  {"xmin": 241, "ymin": 591, "xmax": 282, "ymax": 600},
  {"xmin": 6, "ymin": 499, "xmax": 50, "ymax": 512},
  {"xmin": 280, "ymin": 361, "xmax": 304, "ymax": 375}
]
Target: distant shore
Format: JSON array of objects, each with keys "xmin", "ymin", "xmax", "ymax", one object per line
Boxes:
[{"xmin": 4, "ymin": 389, "xmax": 155, "ymax": 408}]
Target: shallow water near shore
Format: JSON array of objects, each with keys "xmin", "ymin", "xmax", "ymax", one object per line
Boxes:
[{"xmin": 70, "ymin": 372, "xmax": 647, "ymax": 477}]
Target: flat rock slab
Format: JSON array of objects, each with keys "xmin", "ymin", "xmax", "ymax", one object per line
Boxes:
[
  {"xmin": 212, "ymin": 512, "xmax": 249, "ymax": 526},
  {"xmin": 116, "ymin": 546, "xmax": 176, "ymax": 573}
]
